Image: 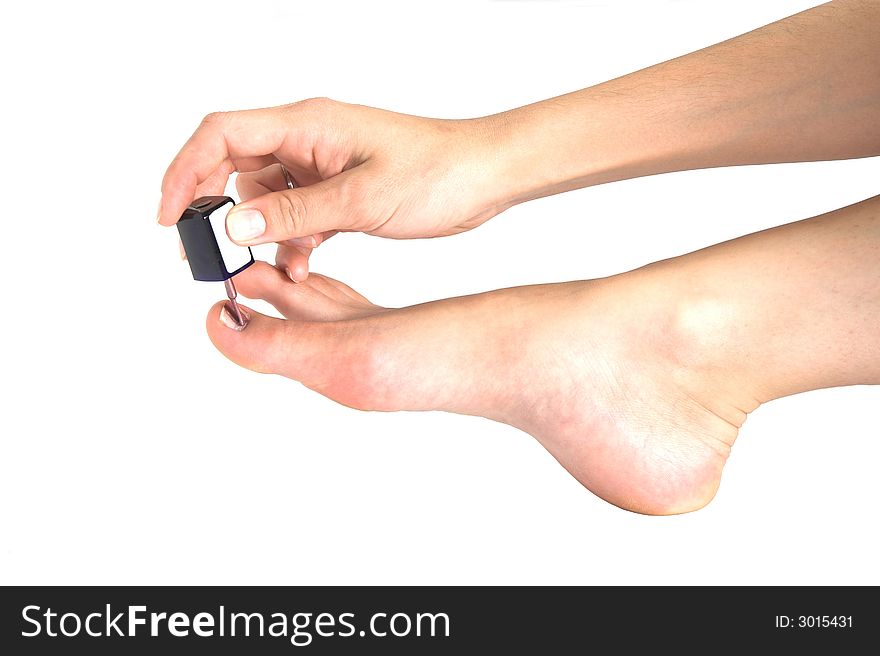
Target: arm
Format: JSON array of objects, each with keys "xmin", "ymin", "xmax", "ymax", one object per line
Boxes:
[
  {"xmin": 490, "ymin": 0, "xmax": 880, "ymax": 205},
  {"xmin": 159, "ymin": 1, "xmax": 880, "ymax": 279}
]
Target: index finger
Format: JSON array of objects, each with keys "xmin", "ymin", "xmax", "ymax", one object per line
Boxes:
[{"xmin": 158, "ymin": 106, "xmax": 291, "ymax": 226}]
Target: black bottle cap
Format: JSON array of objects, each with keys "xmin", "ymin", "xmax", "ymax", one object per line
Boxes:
[{"xmin": 177, "ymin": 196, "xmax": 255, "ymax": 282}]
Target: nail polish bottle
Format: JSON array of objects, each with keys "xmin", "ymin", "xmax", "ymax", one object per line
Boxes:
[
  {"xmin": 177, "ymin": 196, "xmax": 254, "ymax": 326},
  {"xmin": 177, "ymin": 196, "xmax": 254, "ymax": 282}
]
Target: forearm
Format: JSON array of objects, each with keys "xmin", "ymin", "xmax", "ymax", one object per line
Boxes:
[{"xmin": 489, "ymin": 0, "xmax": 880, "ymax": 206}]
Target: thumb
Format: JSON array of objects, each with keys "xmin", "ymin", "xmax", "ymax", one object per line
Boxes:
[{"xmin": 224, "ymin": 173, "xmax": 358, "ymax": 246}]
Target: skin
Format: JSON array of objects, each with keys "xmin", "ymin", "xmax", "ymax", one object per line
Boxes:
[
  {"xmin": 157, "ymin": 1, "xmax": 880, "ymax": 278},
  {"xmin": 159, "ymin": 1, "xmax": 880, "ymax": 513},
  {"xmin": 208, "ymin": 197, "xmax": 880, "ymax": 514}
]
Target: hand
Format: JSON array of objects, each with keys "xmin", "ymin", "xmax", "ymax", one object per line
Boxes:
[{"xmin": 158, "ymin": 98, "xmax": 514, "ymax": 280}]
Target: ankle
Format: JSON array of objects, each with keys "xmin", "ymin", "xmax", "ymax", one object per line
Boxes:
[{"xmin": 662, "ymin": 278, "xmax": 763, "ymax": 426}]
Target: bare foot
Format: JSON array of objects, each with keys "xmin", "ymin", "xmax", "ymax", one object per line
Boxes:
[
  {"xmin": 206, "ymin": 196, "xmax": 880, "ymax": 514},
  {"xmin": 207, "ymin": 261, "xmax": 753, "ymax": 515}
]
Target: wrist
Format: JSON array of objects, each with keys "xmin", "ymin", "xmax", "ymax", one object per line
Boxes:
[
  {"xmin": 472, "ymin": 95, "xmax": 624, "ymax": 209},
  {"xmin": 444, "ymin": 114, "xmax": 529, "ymax": 220}
]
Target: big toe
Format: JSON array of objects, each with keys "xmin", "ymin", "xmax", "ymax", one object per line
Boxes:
[
  {"xmin": 206, "ymin": 301, "xmax": 292, "ymax": 374},
  {"xmin": 205, "ymin": 301, "xmax": 380, "ymax": 409}
]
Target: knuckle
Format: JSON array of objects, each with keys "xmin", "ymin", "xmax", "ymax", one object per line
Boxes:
[
  {"xmin": 276, "ymin": 192, "xmax": 308, "ymax": 236},
  {"xmin": 289, "ymin": 96, "xmax": 338, "ymax": 116},
  {"xmin": 200, "ymin": 111, "xmax": 227, "ymax": 128},
  {"xmin": 202, "ymin": 112, "xmax": 220, "ymax": 125},
  {"xmin": 304, "ymin": 96, "xmax": 335, "ymax": 109}
]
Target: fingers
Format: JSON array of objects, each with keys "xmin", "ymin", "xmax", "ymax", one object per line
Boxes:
[
  {"xmin": 274, "ymin": 243, "xmax": 312, "ymax": 283},
  {"xmin": 158, "ymin": 106, "xmax": 296, "ymax": 226},
  {"xmin": 194, "ymin": 164, "xmax": 235, "ymax": 199},
  {"xmin": 237, "ymin": 166, "xmax": 341, "ymax": 244},
  {"xmin": 235, "ymin": 162, "xmax": 316, "ymax": 200},
  {"xmin": 274, "ymin": 233, "xmax": 337, "ymax": 282},
  {"xmin": 282, "ymin": 230, "xmax": 338, "ymax": 249},
  {"xmin": 223, "ymin": 172, "xmax": 364, "ymax": 246},
  {"xmin": 236, "ymin": 165, "xmax": 340, "ymax": 281},
  {"xmin": 235, "ymin": 165, "xmax": 281, "ymax": 202},
  {"xmin": 233, "ymin": 261, "xmax": 380, "ymax": 322}
]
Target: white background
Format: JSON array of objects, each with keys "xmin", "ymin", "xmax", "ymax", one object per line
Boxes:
[{"xmin": 2, "ymin": 0, "xmax": 878, "ymax": 585}]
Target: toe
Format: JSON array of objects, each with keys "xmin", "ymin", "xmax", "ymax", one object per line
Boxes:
[
  {"xmin": 233, "ymin": 262, "xmax": 379, "ymax": 322},
  {"xmin": 206, "ymin": 301, "xmax": 298, "ymax": 375},
  {"xmin": 205, "ymin": 301, "xmax": 378, "ymax": 409}
]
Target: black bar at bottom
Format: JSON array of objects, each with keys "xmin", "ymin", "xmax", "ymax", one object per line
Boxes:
[{"xmin": 0, "ymin": 586, "xmax": 875, "ymax": 654}]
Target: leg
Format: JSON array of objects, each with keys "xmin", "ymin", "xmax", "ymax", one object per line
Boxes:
[{"xmin": 207, "ymin": 195, "xmax": 880, "ymax": 514}]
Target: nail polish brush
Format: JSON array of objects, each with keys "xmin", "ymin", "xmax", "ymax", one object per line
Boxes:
[{"xmin": 176, "ymin": 196, "xmax": 254, "ymax": 328}]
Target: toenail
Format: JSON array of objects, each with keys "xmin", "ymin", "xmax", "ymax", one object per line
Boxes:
[{"xmin": 220, "ymin": 303, "xmax": 249, "ymax": 331}]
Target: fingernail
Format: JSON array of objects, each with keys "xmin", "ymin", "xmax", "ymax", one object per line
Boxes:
[
  {"xmin": 220, "ymin": 302, "xmax": 249, "ymax": 331},
  {"xmin": 288, "ymin": 235, "xmax": 318, "ymax": 248},
  {"xmin": 286, "ymin": 268, "xmax": 302, "ymax": 283},
  {"xmin": 226, "ymin": 207, "xmax": 266, "ymax": 242},
  {"xmin": 178, "ymin": 238, "xmax": 187, "ymax": 261},
  {"xmin": 156, "ymin": 196, "xmax": 163, "ymax": 223}
]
